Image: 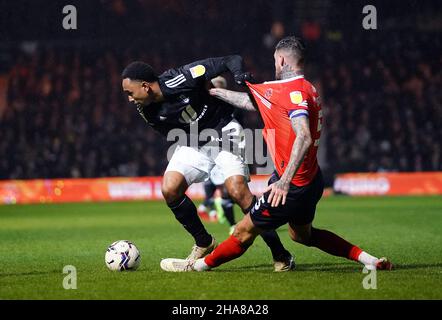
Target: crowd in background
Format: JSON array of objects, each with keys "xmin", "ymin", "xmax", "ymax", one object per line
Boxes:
[
  {"xmin": 1, "ymin": 0, "xmax": 440, "ymax": 183},
  {"xmin": 321, "ymin": 32, "xmax": 441, "ymax": 174}
]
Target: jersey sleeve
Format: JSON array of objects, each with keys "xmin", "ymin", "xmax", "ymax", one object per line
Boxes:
[
  {"xmin": 279, "ymin": 89, "xmax": 310, "ymax": 120},
  {"xmin": 182, "ymin": 55, "xmax": 244, "ymax": 81},
  {"xmin": 161, "ymin": 56, "xmax": 244, "ymax": 93}
]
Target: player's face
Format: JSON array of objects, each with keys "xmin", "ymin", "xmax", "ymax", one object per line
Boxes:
[
  {"xmin": 122, "ymin": 78, "xmax": 153, "ymax": 107},
  {"xmin": 274, "ymin": 50, "xmax": 284, "ymax": 80}
]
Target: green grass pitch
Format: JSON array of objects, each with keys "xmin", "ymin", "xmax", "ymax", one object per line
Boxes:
[{"xmin": 0, "ymin": 196, "xmax": 441, "ymax": 300}]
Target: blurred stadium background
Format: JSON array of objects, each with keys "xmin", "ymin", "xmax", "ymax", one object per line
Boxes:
[
  {"xmin": 0, "ymin": 0, "xmax": 441, "ymax": 300},
  {"xmin": 1, "ymin": 0, "xmax": 440, "ymax": 183}
]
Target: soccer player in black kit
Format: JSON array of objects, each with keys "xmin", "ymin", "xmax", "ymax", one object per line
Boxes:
[{"xmin": 121, "ymin": 56, "xmax": 294, "ymax": 271}]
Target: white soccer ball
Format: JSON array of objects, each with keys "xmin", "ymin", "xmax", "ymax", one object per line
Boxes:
[{"xmin": 105, "ymin": 240, "xmax": 141, "ymax": 271}]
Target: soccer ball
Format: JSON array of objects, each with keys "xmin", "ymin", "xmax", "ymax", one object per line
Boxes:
[{"xmin": 105, "ymin": 240, "xmax": 141, "ymax": 271}]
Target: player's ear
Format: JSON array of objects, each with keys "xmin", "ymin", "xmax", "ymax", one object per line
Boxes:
[
  {"xmin": 275, "ymin": 52, "xmax": 284, "ymax": 68},
  {"xmin": 280, "ymin": 55, "xmax": 286, "ymax": 67},
  {"xmin": 141, "ymin": 81, "xmax": 150, "ymax": 92}
]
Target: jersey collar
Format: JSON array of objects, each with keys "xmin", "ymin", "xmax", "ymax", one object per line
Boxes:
[{"xmin": 263, "ymin": 75, "xmax": 304, "ymax": 84}]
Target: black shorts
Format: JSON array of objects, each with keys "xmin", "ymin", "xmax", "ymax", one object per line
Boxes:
[{"xmin": 250, "ymin": 169, "xmax": 324, "ymax": 230}]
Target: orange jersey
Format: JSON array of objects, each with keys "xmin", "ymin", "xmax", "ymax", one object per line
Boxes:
[{"xmin": 247, "ymin": 76, "xmax": 322, "ymax": 186}]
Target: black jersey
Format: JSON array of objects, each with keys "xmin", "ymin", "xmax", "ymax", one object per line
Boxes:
[{"xmin": 136, "ymin": 56, "xmax": 244, "ymax": 146}]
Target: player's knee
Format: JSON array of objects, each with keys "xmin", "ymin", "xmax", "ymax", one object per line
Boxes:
[
  {"xmin": 288, "ymin": 228, "xmax": 297, "ymax": 242},
  {"xmin": 295, "ymin": 235, "xmax": 312, "ymax": 246},
  {"xmin": 161, "ymin": 183, "xmax": 183, "ymax": 204},
  {"xmin": 227, "ymin": 188, "xmax": 242, "ymax": 203},
  {"xmin": 232, "ymin": 229, "xmax": 255, "ymax": 247},
  {"xmin": 225, "ymin": 176, "xmax": 253, "ymax": 210},
  {"xmin": 232, "ymin": 222, "xmax": 256, "ymax": 247},
  {"xmin": 228, "ymin": 187, "xmax": 252, "ymax": 211},
  {"xmin": 289, "ymin": 229, "xmax": 312, "ymax": 246}
]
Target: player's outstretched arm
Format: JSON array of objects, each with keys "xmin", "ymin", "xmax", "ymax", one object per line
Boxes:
[
  {"xmin": 186, "ymin": 55, "xmax": 251, "ymax": 85},
  {"xmin": 209, "ymin": 88, "xmax": 257, "ymax": 111}
]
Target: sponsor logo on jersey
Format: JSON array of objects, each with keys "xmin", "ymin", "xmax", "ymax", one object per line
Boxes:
[
  {"xmin": 189, "ymin": 65, "xmax": 206, "ymax": 78},
  {"xmin": 179, "ymin": 105, "xmax": 198, "ymax": 124},
  {"xmin": 290, "ymin": 91, "xmax": 303, "ymax": 104}
]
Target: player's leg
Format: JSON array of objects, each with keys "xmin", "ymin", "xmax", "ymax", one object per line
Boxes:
[
  {"xmin": 196, "ymin": 213, "xmax": 261, "ymax": 270},
  {"xmin": 286, "ymin": 170, "xmax": 392, "ymax": 270},
  {"xmin": 203, "ymin": 179, "xmax": 217, "ymax": 207},
  {"xmin": 209, "ymin": 167, "xmax": 226, "ymax": 223},
  {"xmin": 288, "ymin": 222, "xmax": 363, "ymax": 262},
  {"xmin": 288, "ymin": 223, "xmax": 392, "ymax": 270},
  {"xmin": 223, "ymin": 175, "xmax": 253, "ymax": 210},
  {"xmin": 214, "ymin": 141, "xmax": 293, "ymax": 270},
  {"xmin": 162, "ymin": 171, "xmax": 213, "ymax": 248},
  {"xmin": 160, "ymin": 213, "xmax": 262, "ymax": 272},
  {"xmin": 219, "ymin": 185, "xmax": 236, "ymax": 228},
  {"xmin": 197, "ymin": 179, "xmax": 217, "ymax": 221},
  {"xmin": 160, "ymin": 189, "xmax": 292, "ymax": 272},
  {"xmin": 224, "ymin": 174, "xmax": 293, "ymax": 269},
  {"xmin": 163, "ymin": 146, "xmax": 217, "ymax": 259},
  {"xmin": 213, "ymin": 186, "xmax": 227, "ymax": 224},
  {"xmin": 209, "ymin": 165, "xmax": 236, "ymax": 232}
]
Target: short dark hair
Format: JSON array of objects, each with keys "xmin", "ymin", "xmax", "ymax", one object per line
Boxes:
[
  {"xmin": 275, "ymin": 36, "xmax": 306, "ymax": 66},
  {"xmin": 121, "ymin": 61, "xmax": 158, "ymax": 82}
]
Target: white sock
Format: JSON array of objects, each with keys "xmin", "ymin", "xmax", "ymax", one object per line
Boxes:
[
  {"xmin": 194, "ymin": 258, "xmax": 211, "ymax": 272},
  {"xmin": 358, "ymin": 251, "xmax": 378, "ymax": 266}
]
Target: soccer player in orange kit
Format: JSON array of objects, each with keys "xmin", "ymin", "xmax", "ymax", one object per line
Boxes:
[{"xmin": 160, "ymin": 36, "xmax": 393, "ymax": 272}]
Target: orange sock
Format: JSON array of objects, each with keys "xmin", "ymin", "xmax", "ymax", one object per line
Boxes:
[
  {"xmin": 349, "ymin": 246, "xmax": 363, "ymax": 262},
  {"xmin": 204, "ymin": 235, "xmax": 248, "ymax": 267},
  {"xmin": 310, "ymin": 228, "xmax": 362, "ymax": 261}
]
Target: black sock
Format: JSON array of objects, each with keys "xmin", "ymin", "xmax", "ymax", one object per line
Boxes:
[
  {"xmin": 260, "ymin": 230, "xmax": 291, "ymax": 260},
  {"xmin": 204, "ymin": 180, "xmax": 217, "ymax": 197},
  {"xmin": 221, "ymin": 198, "xmax": 236, "ymax": 226},
  {"xmin": 168, "ymin": 195, "xmax": 212, "ymax": 247},
  {"xmin": 243, "ymin": 196, "xmax": 290, "ymax": 260}
]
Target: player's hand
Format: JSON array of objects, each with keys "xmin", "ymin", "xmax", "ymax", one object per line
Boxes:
[
  {"xmin": 264, "ymin": 180, "xmax": 289, "ymax": 207},
  {"xmin": 209, "ymin": 88, "xmax": 225, "ymax": 98},
  {"xmin": 234, "ymin": 72, "xmax": 254, "ymax": 86},
  {"xmin": 209, "ymin": 88, "xmax": 231, "ymax": 102}
]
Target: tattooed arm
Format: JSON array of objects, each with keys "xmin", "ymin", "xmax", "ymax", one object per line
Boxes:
[
  {"xmin": 280, "ymin": 116, "xmax": 312, "ymax": 184},
  {"xmin": 209, "ymin": 88, "xmax": 257, "ymax": 111},
  {"xmin": 265, "ymin": 115, "xmax": 312, "ymax": 207}
]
